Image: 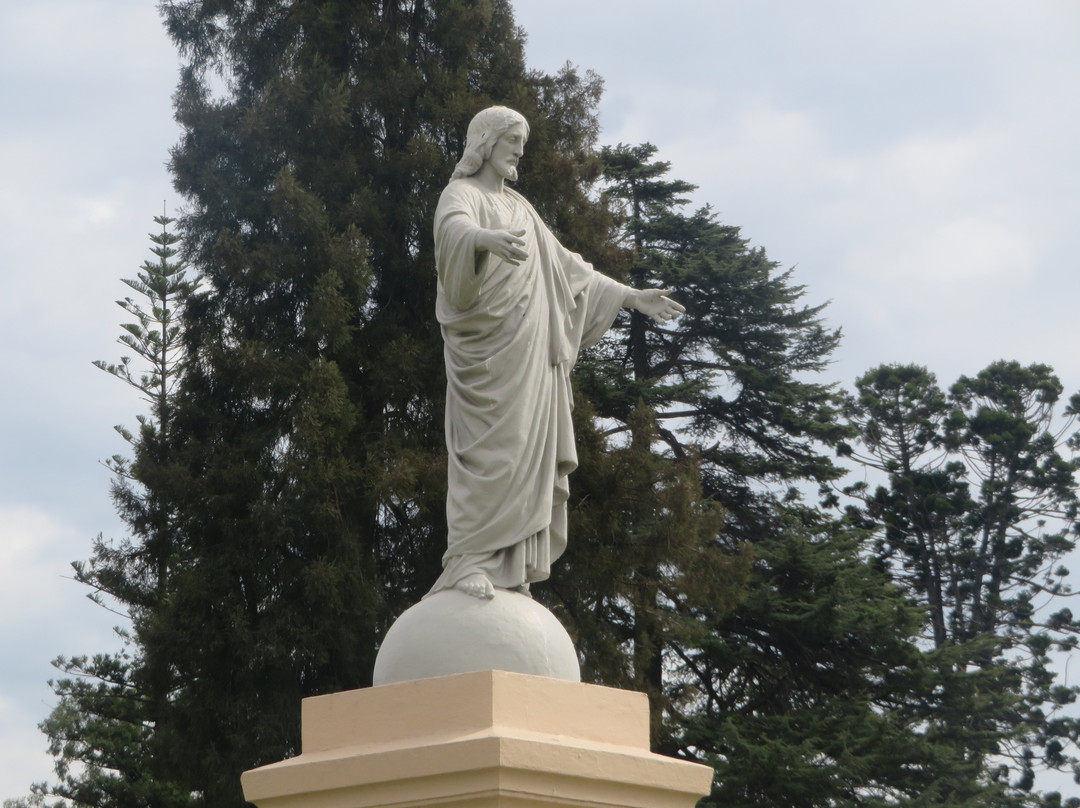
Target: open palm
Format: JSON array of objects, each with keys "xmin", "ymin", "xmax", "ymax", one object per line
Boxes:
[{"xmin": 633, "ymin": 288, "xmax": 685, "ymax": 324}]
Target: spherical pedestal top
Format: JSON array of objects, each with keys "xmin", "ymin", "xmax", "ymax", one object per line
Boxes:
[{"xmin": 373, "ymin": 588, "xmax": 581, "ymax": 686}]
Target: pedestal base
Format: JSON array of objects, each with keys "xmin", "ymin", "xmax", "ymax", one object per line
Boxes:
[{"xmin": 241, "ymin": 670, "xmax": 713, "ymax": 808}]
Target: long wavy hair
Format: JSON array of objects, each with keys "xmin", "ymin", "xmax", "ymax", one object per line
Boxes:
[{"xmin": 451, "ymin": 106, "xmax": 530, "ymax": 180}]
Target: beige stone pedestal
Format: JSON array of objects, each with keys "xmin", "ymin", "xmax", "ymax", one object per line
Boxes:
[{"xmin": 241, "ymin": 670, "xmax": 713, "ymax": 808}]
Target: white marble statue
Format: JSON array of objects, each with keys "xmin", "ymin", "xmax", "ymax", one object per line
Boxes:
[{"xmin": 428, "ymin": 106, "xmax": 684, "ymax": 601}]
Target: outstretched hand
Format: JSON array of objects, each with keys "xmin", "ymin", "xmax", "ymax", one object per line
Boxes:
[
  {"xmin": 477, "ymin": 228, "xmax": 528, "ymax": 265},
  {"xmin": 629, "ymin": 288, "xmax": 686, "ymax": 325}
]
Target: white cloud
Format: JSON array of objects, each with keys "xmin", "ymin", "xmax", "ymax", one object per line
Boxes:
[
  {"xmin": 871, "ymin": 131, "xmax": 1003, "ymax": 207},
  {"xmin": 0, "ymin": 0, "xmax": 172, "ymax": 79},
  {"xmin": 634, "ymin": 64, "xmax": 1079, "ymax": 381},
  {"xmin": 0, "ymin": 732, "xmax": 56, "ymax": 804},
  {"xmin": 676, "ymin": 101, "xmax": 845, "ymax": 191},
  {"xmin": 862, "ymin": 215, "xmax": 1034, "ymax": 287},
  {"xmin": 822, "ymin": 127, "xmax": 1037, "ymax": 282}
]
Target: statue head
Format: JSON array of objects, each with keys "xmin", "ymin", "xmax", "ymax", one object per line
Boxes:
[{"xmin": 451, "ymin": 106, "xmax": 531, "ymax": 180}]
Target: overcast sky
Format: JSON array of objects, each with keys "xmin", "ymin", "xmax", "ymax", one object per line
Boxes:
[{"xmin": 2, "ymin": 0, "xmax": 1079, "ymax": 801}]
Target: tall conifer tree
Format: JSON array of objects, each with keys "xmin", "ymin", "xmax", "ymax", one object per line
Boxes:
[
  {"xmin": 556, "ymin": 142, "xmax": 851, "ymax": 700},
  {"xmin": 156, "ymin": 2, "xmax": 610, "ymax": 804},
  {"xmin": 23, "ymin": 213, "xmax": 197, "ymax": 808},
  {"xmin": 552, "ymin": 144, "xmax": 996, "ymax": 806}
]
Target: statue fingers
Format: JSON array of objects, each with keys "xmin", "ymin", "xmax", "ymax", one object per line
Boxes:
[{"xmin": 501, "ymin": 230, "xmax": 526, "ymax": 247}]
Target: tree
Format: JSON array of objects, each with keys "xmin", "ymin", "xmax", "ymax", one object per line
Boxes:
[
  {"xmin": 583, "ymin": 144, "xmax": 849, "ymax": 542},
  {"xmin": 87, "ymin": 210, "xmax": 198, "ymax": 627},
  {"xmin": 843, "ymin": 361, "xmax": 1080, "ymax": 801},
  {"xmin": 22, "ymin": 213, "xmax": 198, "ymax": 808},
  {"xmin": 680, "ymin": 512, "xmax": 1003, "ymax": 807},
  {"xmin": 563, "ymin": 140, "xmax": 848, "ymax": 692},
  {"xmin": 542, "ymin": 144, "xmax": 954, "ymax": 805},
  {"xmin": 48, "ymin": 8, "xmax": 1071, "ymax": 806},
  {"xmin": 147, "ymin": 2, "xmax": 614, "ymax": 805}
]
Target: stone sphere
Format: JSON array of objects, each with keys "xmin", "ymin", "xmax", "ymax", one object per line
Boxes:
[{"xmin": 373, "ymin": 588, "xmax": 581, "ymax": 686}]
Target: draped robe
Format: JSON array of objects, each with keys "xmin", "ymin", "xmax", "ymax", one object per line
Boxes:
[{"xmin": 428, "ymin": 178, "xmax": 629, "ymax": 595}]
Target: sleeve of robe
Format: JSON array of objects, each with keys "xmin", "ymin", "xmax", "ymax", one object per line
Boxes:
[
  {"xmin": 434, "ymin": 186, "xmax": 491, "ymax": 311},
  {"xmin": 435, "ymin": 182, "xmax": 630, "ymax": 356},
  {"xmin": 555, "ymin": 239, "xmax": 629, "ymax": 357}
]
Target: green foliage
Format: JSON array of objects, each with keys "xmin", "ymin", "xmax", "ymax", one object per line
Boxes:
[
  {"xmin": 546, "ymin": 144, "xmax": 952, "ymax": 804},
  {"xmin": 553, "ymin": 397, "xmax": 750, "ymax": 741},
  {"xmin": 687, "ymin": 514, "xmax": 982, "ymax": 807},
  {"xmin": 25, "ymin": 653, "xmax": 193, "ymax": 808},
  {"xmin": 86, "ymin": 213, "xmax": 199, "ymax": 614},
  {"xmin": 93, "ymin": 212, "xmax": 196, "ymax": 428},
  {"xmin": 25, "ymin": 214, "xmax": 197, "ymax": 808},
  {"xmin": 559, "ymin": 141, "xmax": 850, "ymax": 660},
  {"xmin": 586, "ymin": 144, "xmax": 850, "ymax": 533},
  {"xmin": 844, "ymin": 360, "xmax": 1080, "ymax": 798},
  {"xmin": 143, "ymin": 2, "xmax": 615, "ymax": 805},
  {"xmin": 43, "ymin": 7, "xmax": 1080, "ymax": 807}
]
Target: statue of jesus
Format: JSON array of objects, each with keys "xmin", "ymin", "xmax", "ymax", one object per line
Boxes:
[{"xmin": 429, "ymin": 106, "xmax": 683, "ymax": 601}]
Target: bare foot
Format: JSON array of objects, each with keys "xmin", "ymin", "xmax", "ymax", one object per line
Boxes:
[{"xmin": 456, "ymin": 573, "xmax": 495, "ymax": 600}]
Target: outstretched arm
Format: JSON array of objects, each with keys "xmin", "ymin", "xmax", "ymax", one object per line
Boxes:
[{"xmin": 623, "ymin": 287, "xmax": 686, "ymax": 324}]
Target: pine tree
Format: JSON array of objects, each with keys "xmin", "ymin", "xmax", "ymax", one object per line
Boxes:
[
  {"xmin": 560, "ymin": 141, "xmax": 849, "ymax": 679},
  {"xmin": 584, "ymin": 144, "xmax": 849, "ymax": 541},
  {"xmin": 153, "ymin": 2, "xmax": 613, "ymax": 804},
  {"xmin": 540, "ymin": 144, "xmax": 951, "ymax": 804},
  {"xmin": 843, "ymin": 361, "xmax": 1080, "ymax": 801},
  {"xmin": 88, "ymin": 211, "xmax": 197, "ymax": 623},
  {"xmin": 24, "ymin": 213, "xmax": 197, "ymax": 808}
]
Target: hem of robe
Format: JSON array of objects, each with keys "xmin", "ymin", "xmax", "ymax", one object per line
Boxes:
[{"xmin": 424, "ymin": 530, "xmax": 551, "ymax": 598}]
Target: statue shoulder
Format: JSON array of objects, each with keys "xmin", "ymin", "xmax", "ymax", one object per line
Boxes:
[
  {"xmin": 436, "ymin": 179, "xmax": 483, "ymax": 219},
  {"xmin": 439, "ymin": 177, "xmax": 472, "ymax": 200}
]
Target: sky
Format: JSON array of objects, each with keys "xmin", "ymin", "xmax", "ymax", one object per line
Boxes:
[{"xmin": 1, "ymin": 0, "xmax": 1079, "ymax": 801}]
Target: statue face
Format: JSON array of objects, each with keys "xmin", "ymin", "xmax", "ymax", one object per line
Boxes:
[{"xmin": 486, "ymin": 122, "xmax": 526, "ymax": 182}]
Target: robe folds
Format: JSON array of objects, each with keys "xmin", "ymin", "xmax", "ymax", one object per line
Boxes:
[{"xmin": 428, "ymin": 178, "xmax": 629, "ymax": 595}]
